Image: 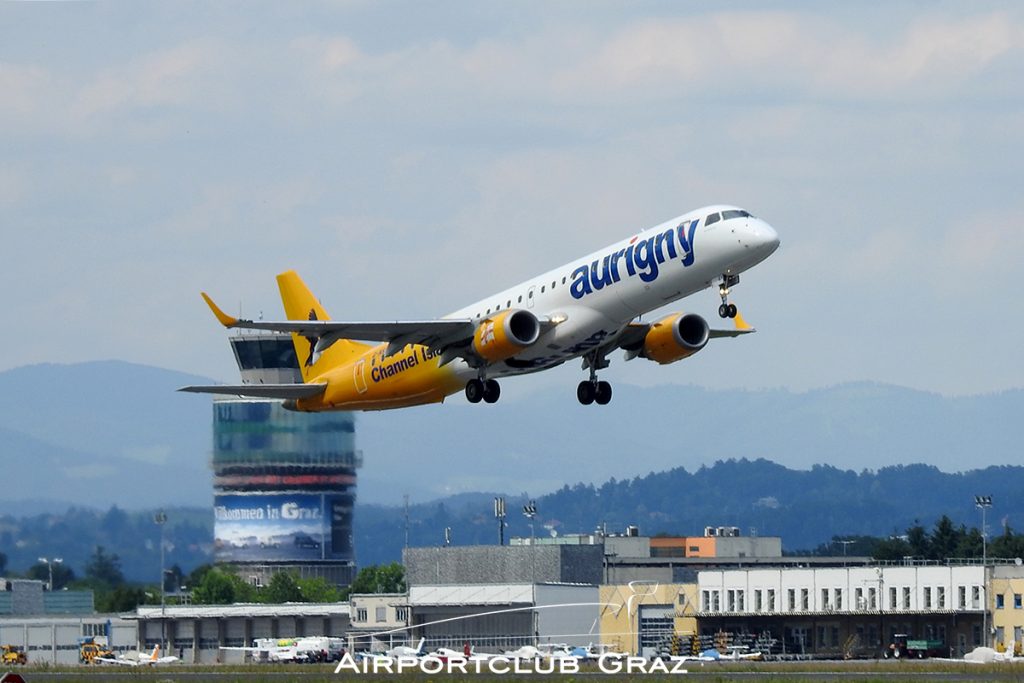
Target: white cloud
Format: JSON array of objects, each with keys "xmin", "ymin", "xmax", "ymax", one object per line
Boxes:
[
  {"xmin": 0, "ymin": 62, "xmax": 52, "ymax": 121},
  {"xmin": 72, "ymin": 40, "xmax": 223, "ymax": 119},
  {"xmin": 460, "ymin": 11, "xmax": 1024, "ymax": 104}
]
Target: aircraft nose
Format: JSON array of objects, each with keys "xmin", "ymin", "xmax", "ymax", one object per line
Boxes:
[{"xmin": 748, "ymin": 219, "xmax": 780, "ymax": 255}]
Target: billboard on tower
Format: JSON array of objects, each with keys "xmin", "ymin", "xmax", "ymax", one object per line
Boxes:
[{"xmin": 214, "ymin": 493, "xmax": 331, "ymax": 562}]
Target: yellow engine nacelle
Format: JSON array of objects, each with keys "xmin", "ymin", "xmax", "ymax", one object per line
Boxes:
[
  {"xmin": 642, "ymin": 313, "xmax": 710, "ymax": 364},
  {"xmin": 472, "ymin": 309, "xmax": 541, "ymax": 362}
]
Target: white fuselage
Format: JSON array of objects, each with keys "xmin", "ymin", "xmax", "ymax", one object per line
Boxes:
[{"xmin": 445, "ymin": 204, "xmax": 779, "ymax": 379}]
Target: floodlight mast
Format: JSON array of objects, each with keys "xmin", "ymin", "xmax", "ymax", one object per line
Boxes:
[
  {"xmin": 154, "ymin": 510, "xmax": 168, "ymax": 651},
  {"xmin": 38, "ymin": 557, "xmax": 63, "ymax": 591},
  {"xmin": 494, "ymin": 497, "xmax": 506, "ymax": 546},
  {"xmin": 975, "ymin": 495, "xmax": 993, "ymax": 647}
]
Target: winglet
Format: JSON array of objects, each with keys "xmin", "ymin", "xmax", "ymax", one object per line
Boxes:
[
  {"xmin": 733, "ymin": 310, "xmax": 753, "ymax": 331},
  {"xmin": 201, "ymin": 292, "xmax": 239, "ymax": 327}
]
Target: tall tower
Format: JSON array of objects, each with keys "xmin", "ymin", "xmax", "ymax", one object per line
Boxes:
[{"xmin": 211, "ymin": 334, "xmax": 361, "ymax": 588}]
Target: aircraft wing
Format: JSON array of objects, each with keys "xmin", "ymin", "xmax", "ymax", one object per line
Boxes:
[
  {"xmin": 616, "ymin": 310, "xmax": 755, "ymax": 350},
  {"xmin": 202, "ymin": 293, "xmax": 475, "ymax": 352},
  {"xmin": 178, "ymin": 383, "xmax": 327, "ymax": 399},
  {"xmin": 94, "ymin": 657, "xmax": 141, "ymax": 666}
]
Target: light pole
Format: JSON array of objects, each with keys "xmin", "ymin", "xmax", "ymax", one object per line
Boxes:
[
  {"xmin": 523, "ymin": 500, "xmax": 537, "ymax": 543},
  {"xmin": 37, "ymin": 557, "xmax": 62, "ymax": 591},
  {"xmin": 523, "ymin": 499, "xmax": 538, "ymax": 648},
  {"xmin": 975, "ymin": 495, "xmax": 993, "ymax": 646},
  {"xmin": 494, "ymin": 497, "xmax": 506, "ymax": 546},
  {"xmin": 523, "ymin": 500, "xmax": 538, "ymax": 590},
  {"xmin": 154, "ymin": 510, "xmax": 167, "ymax": 650},
  {"xmin": 837, "ymin": 539, "xmax": 855, "ymax": 567}
]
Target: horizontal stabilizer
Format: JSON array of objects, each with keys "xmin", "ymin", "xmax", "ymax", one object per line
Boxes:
[
  {"xmin": 709, "ymin": 310, "xmax": 756, "ymax": 338},
  {"xmin": 178, "ymin": 383, "xmax": 327, "ymax": 399}
]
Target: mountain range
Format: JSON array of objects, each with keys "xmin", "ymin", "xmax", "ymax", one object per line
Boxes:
[
  {"xmin": 5, "ymin": 458, "xmax": 1024, "ymax": 580},
  {"xmin": 0, "ymin": 360, "xmax": 1019, "ymax": 510}
]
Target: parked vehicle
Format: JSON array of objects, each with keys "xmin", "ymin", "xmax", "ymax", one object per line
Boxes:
[{"xmin": 1, "ymin": 644, "xmax": 27, "ymax": 665}]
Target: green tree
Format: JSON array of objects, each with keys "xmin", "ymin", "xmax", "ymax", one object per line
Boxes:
[
  {"xmin": 187, "ymin": 563, "xmax": 215, "ymax": 589},
  {"xmin": 906, "ymin": 523, "xmax": 929, "ymax": 558},
  {"xmin": 930, "ymin": 515, "xmax": 959, "ymax": 560},
  {"xmin": 347, "ymin": 562, "xmax": 406, "ymax": 596},
  {"xmin": 262, "ymin": 571, "xmax": 303, "ymax": 603},
  {"xmin": 873, "ymin": 535, "xmax": 913, "ymax": 561},
  {"xmin": 192, "ymin": 569, "xmax": 238, "ymax": 605},
  {"xmin": 297, "ymin": 576, "xmax": 341, "ymax": 603},
  {"xmin": 955, "ymin": 527, "xmax": 984, "ymax": 558},
  {"xmin": 0, "ymin": 552, "xmax": 6, "ymax": 575},
  {"xmin": 990, "ymin": 525, "xmax": 1024, "ymax": 559},
  {"xmin": 191, "ymin": 568, "xmax": 258, "ymax": 604},
  {"xmin": 97, "ymin": 585, "xmax": 147, "ymax": 612},
  {"xmin": 85, "ymin": 546, "xmax": 125, "ymax": 588}
]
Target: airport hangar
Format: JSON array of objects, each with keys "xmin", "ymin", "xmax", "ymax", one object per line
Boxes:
[
  {"xmin": 398, "ymin": 534, "xmax": 991, "ymax": 658},
  {"xmin": 123, "ymin": 530, "xmax": 1002, "ymax": 662},
  {"xmin": 7, "ymin": 532, "xmax": 1018, "ymax": 662}
]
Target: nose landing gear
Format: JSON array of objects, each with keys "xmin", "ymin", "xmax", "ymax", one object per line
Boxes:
[{"xmin": 717, "ymin": 274, "xmax": 740, "ymax": 319}]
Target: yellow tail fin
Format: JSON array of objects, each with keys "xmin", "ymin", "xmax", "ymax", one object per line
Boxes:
[{"xmin": 276, "ymin": 270, "xmax": 370, "ymax": 382}]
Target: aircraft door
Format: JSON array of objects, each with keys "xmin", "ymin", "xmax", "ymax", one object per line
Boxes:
[
  {"xmin": 354, "ymin": 359, "xmax": 368, "ymax": 394},
  {"xmin": 527, "ymin": 285, "xmax": 536, "ymax": 308}
]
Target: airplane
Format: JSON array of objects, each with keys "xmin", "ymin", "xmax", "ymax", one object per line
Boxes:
[
  {"xmin": 96, "ymin": 644, "xmax": 179, "ymax": 666},
  {"xmin": 181, "ymin": 205, "xmax": 779, "ymax": 410},
  {"xmin": 669, "ymin": 645, "xmax": 763, "ymax": 663},
  {"xmin": 430, "ymin": 642, "xmax": 503, "ymax": 662},
  {"xmin": 357, "ymin": 638, "xmax": 427, "ymax": 662}
]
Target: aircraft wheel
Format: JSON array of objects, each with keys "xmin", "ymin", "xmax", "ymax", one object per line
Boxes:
[
  {"xmin": 465, "ymin": 379, "xmax": 484, "ymax": 403},
  {"xmin": 483, "ymin": 379, "xmax": 501, "ymax": 403},
  {"xmin": 718, "ymin": 304, "xmax": 729, "ymax": 318},
  {"xmin": 577, "ymin": 381, "xmax": 596, "ymax": 405},
  {"xmin": 728, "ymin": 303, "xmax": 737, "ymax": 318},
  {"xmin": 595, "ymin": 380, "xmax": 612, "ymax": 405}
]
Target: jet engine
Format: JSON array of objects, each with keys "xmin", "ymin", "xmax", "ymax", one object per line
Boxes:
[
  {"xmin": 472, "ymin": 309, "xmax": 541, "ymax": 362},
  {"xmin": 642, "ymin": 313, "xmax": 710, "ymax": 364}
]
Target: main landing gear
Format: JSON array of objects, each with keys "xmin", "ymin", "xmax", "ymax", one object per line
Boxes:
[
  {"xmin": 577, "ymin": 379, "xmax": 612, "ymax": 405},
  {"xmin": 577, "ymin": 350, "xmax": 612, "ymax": 405},
  {"xmin": 717, "ymin": 274, "xmax": 741, "ymax": 319},
  {"xmin": 465, "ymin": 376, "xmax": 500, "ymax": 404}
]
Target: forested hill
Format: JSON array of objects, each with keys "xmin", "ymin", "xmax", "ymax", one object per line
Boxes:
[
  {"xmin": 354, "ymin": 459, "xmax": 1024, "ymax": 564},
  {"xmin": 4, "ymin": 458, "xmax": 1022, "ymax": 579}
]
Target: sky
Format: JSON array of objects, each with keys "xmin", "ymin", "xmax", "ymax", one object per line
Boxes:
[{"xmin": 2, "ymin": 1, "xmax": 1023, "ymax": 398}]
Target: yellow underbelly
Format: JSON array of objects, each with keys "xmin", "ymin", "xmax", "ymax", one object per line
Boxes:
[{"xmin": 295, "ymin": 344, "xmax": 465, "ymax": 411}]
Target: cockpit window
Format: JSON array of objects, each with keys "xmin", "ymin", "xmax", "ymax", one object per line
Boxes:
[
  {"xmin": 722, "ymin": 209, "xmax": 751, "ymax": 220},
  {"xmin": 705, "ymin": 212, "xmax": 720, "ymax": 226}
]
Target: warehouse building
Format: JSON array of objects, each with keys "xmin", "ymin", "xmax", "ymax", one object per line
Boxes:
[
  {"xmin": 0, "ymin": 579, "xmax": 134, "ymax": 665},
  {"xmin": 694, "ymin": 564, "xmax": 986, "ymax": 658},
  {"xmin": 408, "ymin": 583, "xmax": 599, "ymax": 652},
  {"xmin": 130, "ymin": 603, "xmax": 351, "ymax": 664},
  {"xmin": 0, "ymin": 616, "xmax": 137, "ymax": 665}
]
